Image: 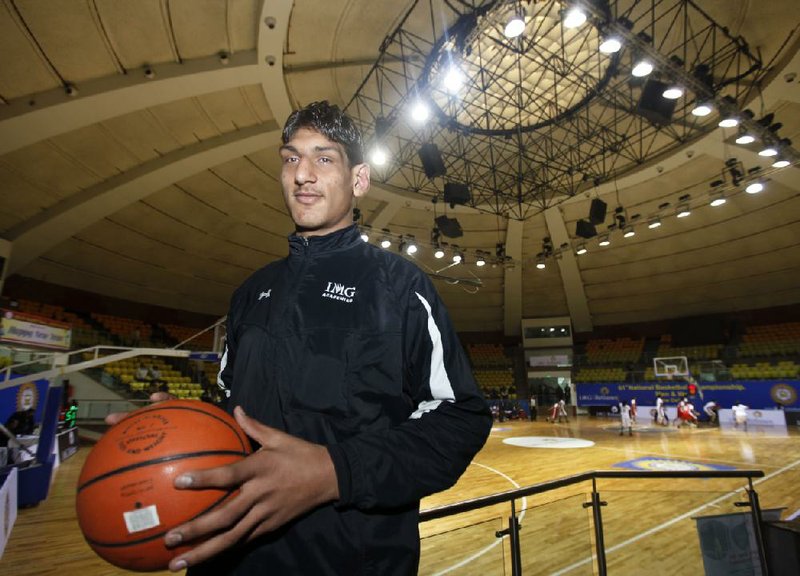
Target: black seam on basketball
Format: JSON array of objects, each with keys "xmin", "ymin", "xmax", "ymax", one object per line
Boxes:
[
  {"xmin": 77, "ymin": 450, "xmax": 248, "ymax": 493},
  {"xmin": 83, "ymin": 488, "xmax": 237, "ymax": 548},
  {"xmin": 118, "ymin": 404, "xmax": 249, "ymax": 452}
]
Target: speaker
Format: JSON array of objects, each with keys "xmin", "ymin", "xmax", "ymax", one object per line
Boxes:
[
  {"xmin": 418, "ymin": 143, "xmax": 447, "ymax": 179},
  {"xmin": 443, "ymin": 182, "xmax": 471, "ymax": 206},
  {"xmin": 589, "ymin": 198, "xmax": 607, "ymax": 225},
  {"xmin": 435, "ymin": 215, "xmax": 463, "ymax": 238},
  {"xmin": 636, "ymin": 79, "xmax": 677, "ymax": 127},
  {"xmin": 575, "ymin": 219, "xmax": 597, "ymax": 239}
]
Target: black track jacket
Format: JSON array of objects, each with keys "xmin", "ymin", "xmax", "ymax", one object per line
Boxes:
[{"xmin": 194, "ymin": 225, "xmax": 491, "ymax": 575}]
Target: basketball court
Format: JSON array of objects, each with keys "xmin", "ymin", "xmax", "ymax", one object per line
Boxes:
[{"xmin": 4, "ymin": 416, "xmax": 798, "ymax": 575}]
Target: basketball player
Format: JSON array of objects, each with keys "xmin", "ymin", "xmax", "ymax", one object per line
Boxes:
[
  {"xmin": 732, "ymin": 402, "xmax": 749, "ymax": 430},
  {"xmin": 703, "ymin": 400, "xmax": 719, "ymax": 424},
  {"xmin": 655, "ymin": 394, "xmax": 668, "ymax": 426},
  {"xmin": 619, "ymin": 402, "xmax": 633, "ymax": 436},
  {"xmin": 629, "ymin": 397, "xmax": 637, "ymax": 424},
  {"xmin": 109, "ymin": 102, "xmax": 491, "ymax": 575}
]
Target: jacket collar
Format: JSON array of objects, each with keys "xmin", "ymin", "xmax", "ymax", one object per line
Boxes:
[{"xmin": 288, "ymin": 224, "xmax": 362, "ymax": 256}]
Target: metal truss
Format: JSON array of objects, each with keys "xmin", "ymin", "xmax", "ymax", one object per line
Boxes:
[{"xmin": 345, "ymin": 0, "xmax": 767, "ymax": 220}]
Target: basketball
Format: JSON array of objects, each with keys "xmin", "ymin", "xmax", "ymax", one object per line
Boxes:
[{"xmin": 76, "ymin": 400, "xmax": 251, "ymax": 571}]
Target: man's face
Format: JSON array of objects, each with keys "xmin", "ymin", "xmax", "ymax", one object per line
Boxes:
[{"xmin": 280, "ymin": 127, "xmax": 369, "ymax": 237}]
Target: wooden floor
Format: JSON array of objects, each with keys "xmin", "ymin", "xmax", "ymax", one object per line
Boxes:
[{"xmin": 4, "ymin": 417, "xmax": 799, "ymax": 575}]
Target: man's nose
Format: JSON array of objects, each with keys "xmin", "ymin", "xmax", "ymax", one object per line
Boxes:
[{"xmin": 294, "ymin": 156, "xmax": 316, "ymax": 183}]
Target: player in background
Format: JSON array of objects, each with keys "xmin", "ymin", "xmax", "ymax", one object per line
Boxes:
[
  {"xmin": 732, "ymin": 402, "xmax": 749, "ymax": 431},
  {"xmin": 703, "ymin": 400, "xmax": 719, "ymax": 425},
  {"xmin": 619, "ymin": 402, "xmax": 633, "ymax": 436}
]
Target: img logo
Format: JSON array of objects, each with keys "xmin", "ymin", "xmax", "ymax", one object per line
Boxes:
[{"xmin": 322, "ymin": 282, "xmax": 357, "ymax": 303}]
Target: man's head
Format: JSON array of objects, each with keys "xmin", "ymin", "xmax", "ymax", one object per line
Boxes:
[
  {"xmin": 279, "ymin": 101, "xmax": 370, "ymax": 237},
  {"xmin": 282, "ymin": 101, "xmax": 364, "ymax": 168}
]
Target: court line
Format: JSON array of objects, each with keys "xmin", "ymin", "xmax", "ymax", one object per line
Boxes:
[
  {"xmin": 596, "ymin": 445, "xmax": 784, "ymax": 471},
  {"xmin": 432, "ymin": 461, "xmax": 527, "ymax": 576},
  {"xmin": 549, "ymin": 456, "xmax": 800, "ymax": 576}
]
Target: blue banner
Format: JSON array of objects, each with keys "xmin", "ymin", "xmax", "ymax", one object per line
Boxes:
[
  {"xmin": 576, "ymin": 380, "xmax": 799, "ymax": 409},
  {"xmin": 0, "ymin": 376, "xmax": 50, "ymax": 425}
]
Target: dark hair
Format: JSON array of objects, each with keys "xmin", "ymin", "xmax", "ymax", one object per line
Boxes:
[{"xmin": 282, "ymin": 101, "xmax": 364, "ymax": 167}]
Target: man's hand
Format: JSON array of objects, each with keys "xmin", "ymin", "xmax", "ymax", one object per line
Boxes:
[
  {"xmin": 104, "ymin": 391, "xmax": 173, "ymax": 425},
  {"xmin": 164, "ymin": 406, "xmax": 339, "ymax": 571}
]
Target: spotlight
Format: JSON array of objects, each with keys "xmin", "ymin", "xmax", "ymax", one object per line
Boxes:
[
  {"xmin": 563, "ymin": 8, "xmax": 587, "ymax": 28},
  {"xmin": 691, "ymin": 102, "xmax": 713, "ymax": 116},
  {"xmin": 504, "ymin": 11, "xmax": 525, "ymax": 38},
  {"xmin": 404, "ymin": 235, "xmax": 418, "ymax": 255},
  {"xmin": 710, "ymin": 192, "xmax": 727, "ymax": 206},
  {"xmin": 623, "ymin": 225, "xmax": 636, "ymax": 238},
  {"xmin": 735, "ymin": 134, "xmax": 755, "ymax": 145},
  {"xmin": 676, "ymin": 204, "xmax": 691, "ymax": 218},
  {"xmin": 434, "ymin": 246, "xmax": 445, "ymax": 259},
  {"xmin": 598, "ymin": 234, "xmax": 611, "ymax": 247},
  {"xmin": 410, "ymin": 100, "xmax": 430, "ymax": 124},
  {"xmin": 370, "ymin": 147, "xmax": 388, "ymax": 166},
  {"xmin": 443, "ymin": 65, "xmax": 465, "ymax": 94},
  {"xmin": 632, "ymin": 59, "xmax": 653, "ymax": 77},
  {"xmin": 576, "ymin": 244, "xmax": 588, "ymax": 255},
  {"xmin": 662, "ymin": 85, "xmax": 683, "ymax": 99},
  {"xmin": 745, "ymin": 181, "xmax": 764, "ymax": 194},
  {"xmin": 758, "ymin": 146, "xmax": 778, "ymax": 157},
  {"xmin": 718, "ymin": 117, "xmax": 739, "ymax": 128},
  {"xmin": 476, "ymin": 252, "xmax": 486, "ymax": 267},
  {"xmin": 452, "ymin": 247, "xmax": 463, "ymax": 264},
  {"xmin": 648, "ymin": 217, "xmax": 662, "ymax": 229},
  {"xmin": 599, "ymin": 37, "xmax": 622, "ymax": 54},
  {"xmin": 772, "ymin": 158, "xmax": 790, "ymax": 168},
  {"xmin": 380, "ymin": 229, "xmax": 392, "ymax": 249},
  {"xmin": 536, "ymin": 257, "xmax": 546, "ymax": 269}
]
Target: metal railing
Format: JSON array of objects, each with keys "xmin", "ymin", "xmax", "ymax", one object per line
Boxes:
[{"xmin": 419, "ymin": 469, "xmax": 767, "ymax": 575}]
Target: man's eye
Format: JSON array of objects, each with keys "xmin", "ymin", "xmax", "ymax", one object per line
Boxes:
[
  {"xmin": 283, "ymin": 156, "xmax": 298, "ymax": 163},
  {"xmin": 319, "ymin": 157, "xmax": 332, "ymax": 164}
]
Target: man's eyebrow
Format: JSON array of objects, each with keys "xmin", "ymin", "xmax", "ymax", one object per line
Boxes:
[{"xmin": 278, "ymin": 143, "xmax": 342, "ymax": 156}]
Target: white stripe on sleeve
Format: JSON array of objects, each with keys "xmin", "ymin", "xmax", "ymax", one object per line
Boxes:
[
  {"xmin": 217, "ymin": 345, "xmax": 231, "ymax": 397},
  {"xmin": 410, "ymin": 291, "xmax": 455, "ymax": 419}
]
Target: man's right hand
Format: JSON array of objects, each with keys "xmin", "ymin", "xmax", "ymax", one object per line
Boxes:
[{"xmin": 105, "ymin": 391, "xmax": 173, "ymax": 425}]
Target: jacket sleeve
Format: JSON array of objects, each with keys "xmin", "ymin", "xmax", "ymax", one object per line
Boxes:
[{"xmin": 327, "ymin": 272, "xmax": 492, "ymax": 510}]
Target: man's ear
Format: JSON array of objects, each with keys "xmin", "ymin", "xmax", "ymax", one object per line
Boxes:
[{"xmin": 352, "ymin": 163, "xmax": 370, "ymax": 198}]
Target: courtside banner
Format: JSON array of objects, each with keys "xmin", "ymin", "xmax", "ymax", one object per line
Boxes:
[
  {"xmin": 0, "ymin": 312, "xmax": 71, "ymax": 350},
  {"xmin": 577, "ymin": 380, "xmax": 799, "ymax": 409}
]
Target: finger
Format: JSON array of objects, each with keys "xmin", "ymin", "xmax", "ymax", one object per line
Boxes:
[
  {"xmin": 104, "ymin": 412, "xmax": 128, "ymax": 426},
  {"xmin": 165, "ymin": 488, "xmax": 251, "ymax": 549},
  {"xmin": 174, "ymin": 458, "xmax": 245, "ymax": 491},
  {"xmin": 150, "ymin": 391, "xmax": 174, "ymax": 403},
  {"xmin": 233, "ymin": 406, "xmax": 282, "ymax": 447},
  {"xmin": 167, "ymin": 504, "xmax": 271, "ymax": 571}
]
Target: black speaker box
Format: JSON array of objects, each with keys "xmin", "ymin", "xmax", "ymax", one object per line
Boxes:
[
  {"xmin": 589, "ymin": 198, "xmax": 607, "ymax": 224},
  {"xmin": 435, "ymin": 215, "xmax": 463, "ymax": 238},
  {"xmin": 443, "ymin": 182, "xmax": 471, "ymax": 206},
  {"xmin": 575, "ymin": 219, "xmax": 597, "ymax": 239},
  {"xmin": 418, "ymin": 143, "xmax": 447, "ymax": 179},
  {"xmin": 637, "ymin": 79, "xmax": 677, "ymax": 127}
]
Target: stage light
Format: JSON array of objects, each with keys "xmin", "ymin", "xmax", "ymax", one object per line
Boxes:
[
  {"xmin": 443, "ymin": 65, "xmax": 465, "ymax": 94},
  {"xmin": 735, "ymin": 134, "xmax": 755, "ymax": 145},
  {"xmin": 632, "ymin": 59, "xmax": 653, "ymax": 77},
  {"xmin": 623, "ymin": 225, "xmax": 636, "ymax": 238},
  {"xmin": 758, "ymin": 146, "xmax": 778, "ymax": 157},
  {"xmin": 691, "ymin": 103, "xmax": 713, "ymax": 116},
  {"xmin": 710, "ymin": 192, "xmax": 727, "ymax": 206},
  {"xmin": 648, "ymin": 217, "xmax": 662, "ymax": 229},
  {"xmin": 772, "ymin": 159, "xmax": 790, "ymax": 168},
  {"xmin": 563, "ymin": 8, "xmax": 587, "ymax": 28},
  {"xmin": 370, "ymin": 146, "xmax": 388, "ymax": 166},
  {"xmin": 504, "ymin": 11, "xmax": 525, "ymax": 38},
  {"xmin": 598, "ymin": 234, "xmax": 611, "ymax": 246},
  {"xmin": 718, "ymin": 117, "xmax": 738, "ymax": 128},
  {"xmin": 745, "ymin": 181, "xmax": 763, "ymax": 194},
  {"xmin": 536, "ymin": 257, "xmax": 546, "ymax": 269},
  {"xmin": 662, "ymin": 85, "xmax": 683, "ymax": 99},
  {"xmin": 576, "ymin": 244, "xmax": 588, "ymax": 255},
  {"xmin": 410, "ymin": 100, "xmax": 430, "ymax": 124},
  {"xmin": 599, "ymin": 37, "xmax": 622, "ymax": 54}
]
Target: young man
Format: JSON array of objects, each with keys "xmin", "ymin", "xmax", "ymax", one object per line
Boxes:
[
  {"xmin": 162, "ymin": 101, "xmax": 492, "ymax": 575},
  {"xmin": 619, "ymin": 401, "xmax": 633, "ymax": 436},
  {"xmin": 732, "ymin": 401, "xmax": 749, "ymax": 430}
]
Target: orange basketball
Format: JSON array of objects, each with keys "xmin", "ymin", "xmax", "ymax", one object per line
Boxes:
[{"xmin": 76, "ymin": 400, "xmax": 251, "ymax": 571}]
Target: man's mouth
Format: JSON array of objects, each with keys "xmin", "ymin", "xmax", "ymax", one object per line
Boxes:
[{"xmin": 294, "ymin": 192, "xmax": 322, "ymax": 205}]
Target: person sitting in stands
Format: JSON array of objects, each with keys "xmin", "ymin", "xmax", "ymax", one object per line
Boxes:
[{"xmin": 135, "ymin": 364, "xmax": 149, "ymax": 382}]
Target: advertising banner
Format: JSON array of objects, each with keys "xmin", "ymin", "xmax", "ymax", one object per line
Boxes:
[{"xmin": 0, "ymin": 311, "xmax": 71, "ymax": 350}]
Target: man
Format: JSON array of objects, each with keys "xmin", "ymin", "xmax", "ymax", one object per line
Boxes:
[
  {"xmin": 159, "ymin": 101, "xmax": 491, "ymax": 574},
  {"xmin": 732, "ymin": 401, "xmax": 748, "ymax": 430},
  {"xmin": 703, "ymin": 400, "xmax": 719, "ymax": 424},
  {"xmin": 619, "ymin": 401, "xmax": 632, "ymax": 436}
]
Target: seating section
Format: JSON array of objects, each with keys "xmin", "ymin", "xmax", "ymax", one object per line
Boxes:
[
  {"xmin": 467, "ymin": 344, "xmax": 516, "ymax": 399},
  {"xmin": 573, "ymin": 367, "xmax": 627, "ymax": 383},
  {"xmin": 656, "ymin": 335, "xmax": 720, "ymax": 360},
  {"xmin": 11, "ymin": 298, "xmax": 101, "ymax": 347},
  {"xmin": 584, "ymin": 337, "xmax": 644, "ymax": 365},
  {"xmin": 730, "ymin": 361, "xmax": 799, "ymax": 380},
  {"xmin": 161, "ymin": 323, "xmax": 215, "ymax": 350},
  {"xmin": 91, "ymin": 313, "xmax": 153, "ymax": 346},
  {"xmin": 467, "ymin": 343, "xmax": 512, "ymax": 368},
  {"xmin": 103, "ymin": 358, "xmax": 205, "ymax": 399},
  {"xmin": 738, "ymin": 322, "xmax": 800, "ymax": 357}
]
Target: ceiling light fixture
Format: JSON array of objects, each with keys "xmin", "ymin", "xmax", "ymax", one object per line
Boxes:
[
  {"xmin": 623, "ymin": 225, "xmax": 636, "ymax": 238},
  {"xmin": 710, "ymin": 192, "xmax": 727, "ymax": 206},
  {"xmin": 758, "ymin": 146, "xmax": 778, "ymax": 157},
  {"xmin": 599, "ymin": 36, "xmax": 622, "ymax": 54},
  {"xmin": 662, "ymin": 85, "xmax": 683, "ymax": 99},
  {"xmin": 648, "ymin": 217, "xmax": 662, "ymax": 229},
  {"xmin": 443, "ymin": 65, "xmax": 465, "ymax": 94},
  {"xmin": 772, "ymin": 158, "xmax": 790, "ymax": 168},
  {"xmin": 718, "ymin": 117, "xmax": 738, "ymax": 128},
  {"xmin": 504, "ymin": 11, "xmax": 525, "ymax": 38},
  {"xmin": 576, "ymin": 244, "xmax": 588, "ymax": 255},
  {"xmin": 631, "ymin": 59, "xmax": 653, "ymax": 77},
  {"xmin": 745, "ymin": 181, "xmax": 764, "ymax": 194},
  {"xmin": 598, "ymin": 234, "xmax": 611, "ymax": 247},
  {"xmin": 563, "ymin": 8, "xmax": 587, "ymax": 29},
  {"xmin": 536, "ymin": 256, "xmax": 546, "ymax": 269},
  {"xmin": 691, "ymin": 102, "xmax": 713, "ymax": 116},
  {"xmin": 370, "ymin": 147, "xmax": 388, "ymax": 166},
  {"xmin": 410, "ymin": 100, "xmax": 430, "ymax": 124},
  {"xmin": 735, "ymin": 133, "xmax": 755, "ymax": 145}
]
